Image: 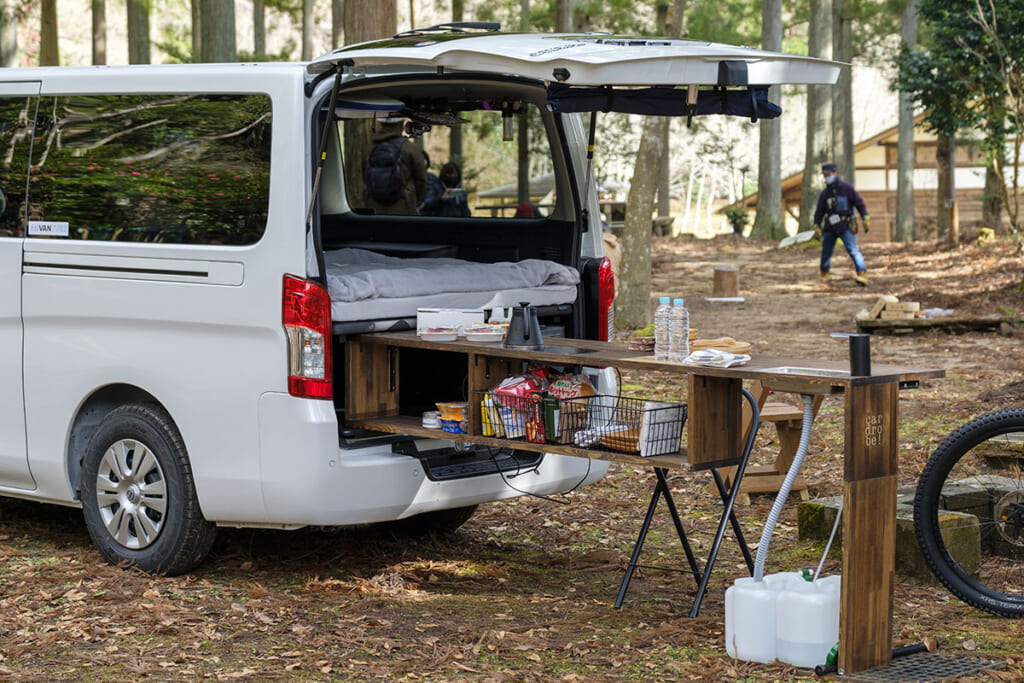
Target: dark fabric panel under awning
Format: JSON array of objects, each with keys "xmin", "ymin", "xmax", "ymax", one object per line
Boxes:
[{"xmin": 546, "ymin": 84, "xmax": 781, "ymax": 120}]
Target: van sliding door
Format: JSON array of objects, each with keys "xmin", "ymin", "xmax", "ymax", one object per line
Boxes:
[{"xmin": 0, "ymin": 82, "xmax": 39, "ymax": 489}]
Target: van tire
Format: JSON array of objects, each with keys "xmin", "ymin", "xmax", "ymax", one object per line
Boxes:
[
  {"xmin": 80, "ymin": 403, "xmax": 216, "ymax": 575},
  {"xmin": 380, "ymin": 505, "xmax": 478, "ymax": 537}
]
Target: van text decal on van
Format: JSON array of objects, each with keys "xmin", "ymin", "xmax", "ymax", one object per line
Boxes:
[{"xmin": 28, "ymin": 221, "xmax": 70, "ymax": 237}]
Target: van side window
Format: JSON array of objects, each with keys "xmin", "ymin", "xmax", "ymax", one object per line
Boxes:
[
  {"xmin": 339, "ymin": 99, "xmax": 558, "ymax": 219},
  {"xmin": 28, "ymin": 94, "xmax": 272, "ymax": 245},
  {"xmin": 0, "ymin": 96, "xmax": 37, "ymax": 238}
]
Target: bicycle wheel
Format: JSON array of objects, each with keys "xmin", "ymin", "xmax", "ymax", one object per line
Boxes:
[{"xmin": 914, "ymin": 408, "xmax": 1024, "ymax": 617}]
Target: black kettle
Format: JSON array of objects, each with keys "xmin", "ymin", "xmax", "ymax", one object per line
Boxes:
[{"xmin": 504, "ymin": 301, "xmax": 544, "ymax": 350}]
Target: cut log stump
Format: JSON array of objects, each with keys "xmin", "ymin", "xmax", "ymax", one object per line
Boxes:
[{"xmin": 712, "ymin": 266, "xmax": 739, "ymax": 298}]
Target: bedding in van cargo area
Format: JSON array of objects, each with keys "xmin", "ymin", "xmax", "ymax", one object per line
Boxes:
[{"xmin": 324, "ymin": 248, "xmax": 579, "ymax": 322}]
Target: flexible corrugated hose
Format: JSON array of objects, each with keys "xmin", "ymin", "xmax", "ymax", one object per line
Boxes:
[{"xmin": 753, "ymin": 393, "xmax": 816, "ymax": 582}]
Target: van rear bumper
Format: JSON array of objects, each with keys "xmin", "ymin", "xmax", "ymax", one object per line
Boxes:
[{"xmin": 252, "ymin": 393, "xmax": 608, "ymax": 527}]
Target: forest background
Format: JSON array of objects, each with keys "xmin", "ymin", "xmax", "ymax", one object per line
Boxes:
[{"xmin": 0, "ymin": 0, "xmax": 1020, "ymax": 328}]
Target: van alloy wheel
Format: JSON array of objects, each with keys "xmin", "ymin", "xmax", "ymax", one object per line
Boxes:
[
  {"xmin": 94, "ymin": 438, "xmax": 167, "ymax": 550},
  {"xmin": 81, "ymin": 403, "xmax": 216, "ymax": 575}
]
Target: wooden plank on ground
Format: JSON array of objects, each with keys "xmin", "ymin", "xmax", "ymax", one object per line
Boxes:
[
  {"xmin": 884, "ymin": 301, "xmax": 920, "ymax": 312},
  {"xmin": 857, "ymin": 314, "xmax": 1023, "ymax": 334},
  {"xmin": 868, "ymin": 295, "xmax": 899, "ymax": 319}
]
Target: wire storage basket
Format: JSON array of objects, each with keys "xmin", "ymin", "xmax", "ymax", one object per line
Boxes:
[
  {"xmin": 565, "ymin": 395, "xmax": 687, "ymax": 456},
  {"xmin": 477, "ymin": 391, "xmax": 589, "ymax": 445}
]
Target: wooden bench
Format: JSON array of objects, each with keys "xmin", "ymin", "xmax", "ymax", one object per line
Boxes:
[{"xmin": 721, "ymin": 381, "xmax": 823, "ymax": 498}]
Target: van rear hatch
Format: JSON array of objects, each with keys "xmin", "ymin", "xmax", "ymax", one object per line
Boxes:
[{"xmin": 309, "ymin": 32, "xmax": 840, "ymax": 87}]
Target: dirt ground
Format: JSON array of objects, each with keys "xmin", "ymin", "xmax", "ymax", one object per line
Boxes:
[{"xmin": 0, "ymin": 236, "xmax": 1022, "ymax": 682}]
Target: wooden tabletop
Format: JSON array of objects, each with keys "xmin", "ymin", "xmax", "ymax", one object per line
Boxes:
[{"xmin": 360, "ymin": 331, "xmax": 945, "ymax": 391}]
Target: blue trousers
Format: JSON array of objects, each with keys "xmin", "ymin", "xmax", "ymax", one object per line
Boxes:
[{"xmin": 820, "ymin": 228, "xmax": 866, "ymax": 273}]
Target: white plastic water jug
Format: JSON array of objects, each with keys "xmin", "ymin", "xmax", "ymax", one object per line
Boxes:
[
  {"xmin": 724, "ymin": 577, "xmax": 780, "ymax": 663},
  {"xmin": 775, "ymin": 577, "xmax": 840, "ymax": 668}
]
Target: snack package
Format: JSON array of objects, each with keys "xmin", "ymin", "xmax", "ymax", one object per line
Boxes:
[
  {"xmin": 547, "ymin": 373, "xmax": 596, "ymax": 400},
  {"xmin": 492, "ymin": 372, "xmax": 549, "ymax": 405}
]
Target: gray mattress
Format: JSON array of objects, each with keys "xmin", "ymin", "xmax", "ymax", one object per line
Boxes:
[{"xmin": 325, "ymin": 248, "xmax": 579, "ymax": 323}]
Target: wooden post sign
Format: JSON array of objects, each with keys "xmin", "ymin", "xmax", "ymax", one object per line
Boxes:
[{"xmin": 839, "ymin": 381, "xmax": 899, "ymax": 674}]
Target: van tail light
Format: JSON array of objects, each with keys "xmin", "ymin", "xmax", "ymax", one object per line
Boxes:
[
  {"xmin": 283, "ymin": 275, "xmax": 333, "ymax": 399},
  {"xmin": 597, "ymin": 256, "xmax": 615, "ymax": 342}
]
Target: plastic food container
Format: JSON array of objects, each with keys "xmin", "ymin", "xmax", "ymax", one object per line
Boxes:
[
  {"xmin": 419, "ymin": 326, "xmax": 459, "ymax": 342},
  {"xmin": 435, "ymin": 401, "xmax": 468, "ymax": 421},
  {"xmin": 422, "ymin": 410, "xmax": 441, "ymax": 429},
  {"xmin": 440, "ymin": 418, "xmax": 467, "ymax": 434},
  {"xmin": 465, "ymin": 328, "xmax": 505, "ymax": 343}
]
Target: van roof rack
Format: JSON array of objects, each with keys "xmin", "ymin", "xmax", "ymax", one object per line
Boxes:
[{"xmin": 395, "ymin": 22, "xmax": 501, "ymax": 38}]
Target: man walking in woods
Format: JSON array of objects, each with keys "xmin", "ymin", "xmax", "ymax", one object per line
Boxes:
[{"xmin": 813, "ymin": 162, "xmax": 871, "ymax": 285}]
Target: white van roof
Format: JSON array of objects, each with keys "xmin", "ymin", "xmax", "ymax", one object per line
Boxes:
[{"xmin": 309, "ymin": 33, "xmax": 839, "ymax": 86}]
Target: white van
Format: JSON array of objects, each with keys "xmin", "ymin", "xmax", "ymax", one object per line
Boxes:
[{"xmin": 0, "ymin": 25, "xmax": 837, "ymax": 574}]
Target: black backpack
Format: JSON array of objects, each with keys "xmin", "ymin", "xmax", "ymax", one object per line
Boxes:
[{"xmin": 365, "ymin": 137, "xmax": 406, "ymax": 203}]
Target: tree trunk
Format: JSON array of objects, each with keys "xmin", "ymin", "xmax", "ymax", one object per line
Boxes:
[
  {"xmin": 91, "ymin": 0, "xmax": 106, "ymax": 65},
  {"xmin": 983, "ymin": 162, "xmax": 1003, "ymax": 230},
  {"xmin": 556, "ymin": 0, "xmax": 572, "ymax": 32},
  {"xmin": 0, "ymin": 1, "xmax": 17, "ymax": 68},
  {"xmin": 832, "ymin": 0, "xmax": 854, "ymax": 184},
  {"xmin": 253, "ymin": 0, "xmax": 265, "ymax": 56},
  {"xmin": 192, "ymin": 0, "xmax": 201, "ymax": 61},
  {"xmin": 344, "ymin": 0, "xmax": 395, "ymax": 44},
  {"xmin": 982, "ymin": 91, "xmax": 1005, "ymax": 231},
  {"xmin": 302, "ymin": 0, "xmax": 314, "ymax": 61},
  {"xmin": 200, "ymin": 0, "xmax": 235, "ymax": 63},
  {"xmin": 127, "ymin": 0, "xmax": 150, "ymax": 65},
  {"xmin": 935, "ymin": 133, "xmax": 958, "ymax": 246},
  {"xmin": 332, "ymin": 0, "xmax": 344, "ymax": 48},
  {"xmin": 751, "ymin": 0, "xmax": 784, "ymax": 240},
  {"xmin": 895, "ymin": 0, "xmax": 916, "ymax": 242},
  {"xmin": 799, "ymin": 0, "xmax": 832, "ymax": 231},
  {"xmin": 618, "ymin": 116, "xmax": 663, "ymax": 328},
  {"xmin": 652, "ymin": 0, "xmax": 682, "ymax": 231},
  {"xmin": 40, "ymin": 0, "xmax": 59, "ymax": 66},
  {"xmin": 0, "ymin": 0, "xmax": 17, "ymax": 67},
  {"xmin": 343, "ymin": 1, "xmax": 397, "ymax": 201}
]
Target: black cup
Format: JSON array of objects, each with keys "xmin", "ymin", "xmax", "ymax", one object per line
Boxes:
[{"xmin": 849, "ymin": 334, "xmax": 871, "ymax": 376}]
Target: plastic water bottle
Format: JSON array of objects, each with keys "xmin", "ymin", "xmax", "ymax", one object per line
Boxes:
[
  {"xmin": 668, "ymin": 297, "xmax": 689, "ymax": 362},
  {"xmin": 653, "ymin": 296, "xmax": 671, "ymax": 361}
]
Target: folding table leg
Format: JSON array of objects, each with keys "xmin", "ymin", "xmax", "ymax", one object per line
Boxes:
[
  {"xmin": 616, "ymin": 388, "xmax": 760, "ymax": 615},
  {"xmin": 614, "ymin": 467, "xmax": 701, "ymax": 609},
  {"xmin": 656, "ymin": 468, "xmax": 703, "ymax": 584},
  {"xmin": 710, "ymin": 467, "xmax": 754, "ymax": 573},
  {"xmin": 688, "ymin": 388, "xmax": 760, "ymax": 617}
]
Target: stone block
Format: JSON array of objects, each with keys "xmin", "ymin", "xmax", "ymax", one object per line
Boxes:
[
  {"xmin": 895, "ymin": 505, "xmax": 980, "ymax": 582},
  {"xmin": 797, "ymin": 495, "xmax": 843, "ymax": 547},
  {"xmin": 796, "ymin": 497, "xmax": 981, "ymax": 583}
]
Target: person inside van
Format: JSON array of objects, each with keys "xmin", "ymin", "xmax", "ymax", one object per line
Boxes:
[
  {"xmin": 513, "ymin": 202, "xmax": 541, "ymax": 218},
  {"xmin": 418, "ymin": 150, "xmax": 443, "ymax": 215},
  {"xmin": 364, "ymin": 118, "xmax": 426, "ymax": 215},
  {"xmin": 420, "ymin": 161, "xmax": 471, "ymax": 217}
]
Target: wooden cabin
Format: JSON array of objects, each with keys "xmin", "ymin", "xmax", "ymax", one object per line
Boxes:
[{"xmin": 734, "ymin": 116, "xmax": 1018, "ymax": 243}]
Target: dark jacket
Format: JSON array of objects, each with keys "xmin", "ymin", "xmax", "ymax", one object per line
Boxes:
[
  {"xmin": 813, "ymin": 177, "xmax": 868, "ymax": 234},
  {"xmin": 365, "ymin": 128, "xmax": 427, "ymax": 216},
  {"xmin": 419, "ymin": 177, "xmax": 471, "ymax": 217}
]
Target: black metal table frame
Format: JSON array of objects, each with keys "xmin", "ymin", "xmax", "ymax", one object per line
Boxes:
[{"xmin": 614, "ymin": 388, "xmax": 761, "ymax": 617}]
